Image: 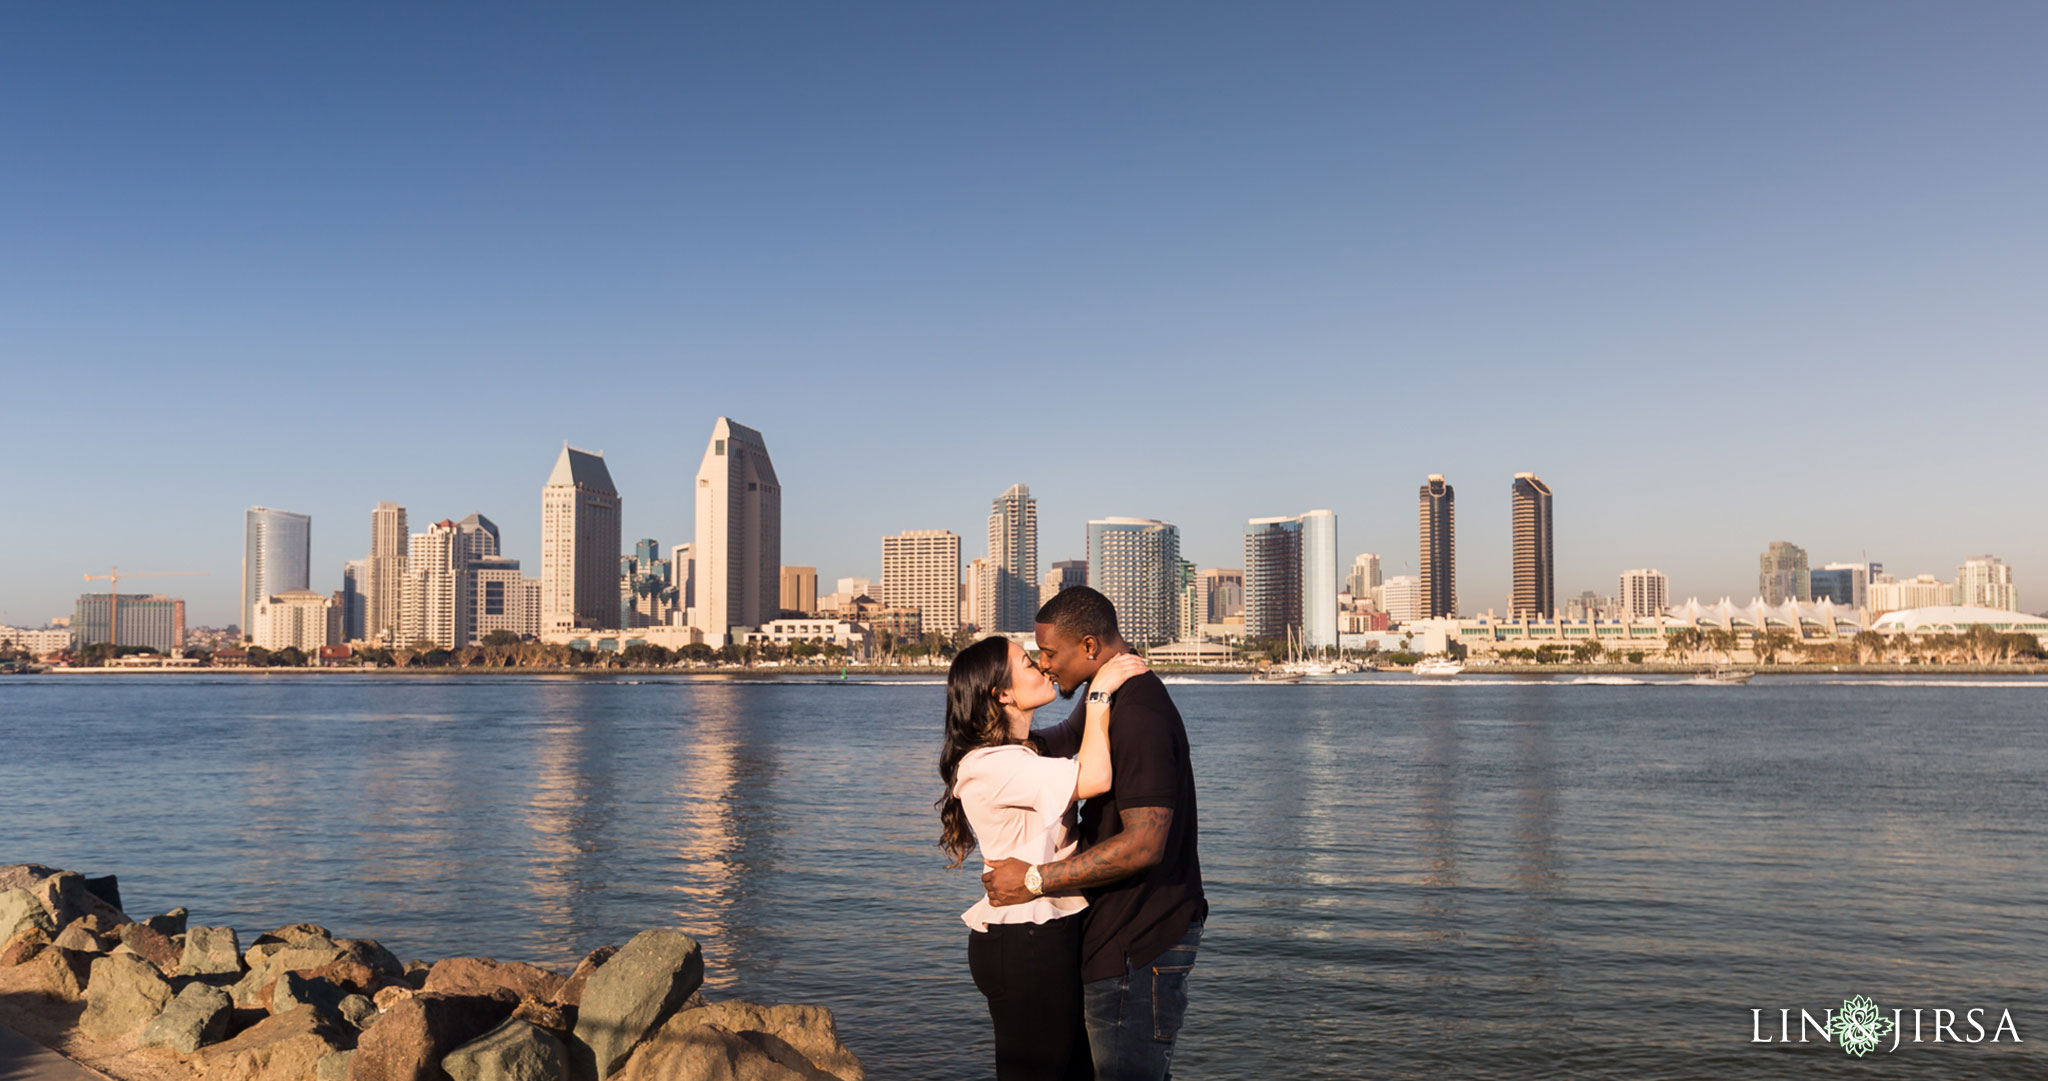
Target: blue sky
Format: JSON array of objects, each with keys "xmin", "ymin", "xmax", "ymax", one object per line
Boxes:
[{"xmin": 4, "ymin": 3, "xmax": 2044, "ymax": 626}]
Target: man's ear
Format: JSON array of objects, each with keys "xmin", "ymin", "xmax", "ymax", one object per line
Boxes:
[{"xmin": 1080, "ymin": 634, "xmax": 1099, "ymax": 659}]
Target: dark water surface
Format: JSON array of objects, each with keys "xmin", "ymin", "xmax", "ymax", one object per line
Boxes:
[{"xmin": 1, "ymin": 674, "xmax": 2042, "ymax": 1079}]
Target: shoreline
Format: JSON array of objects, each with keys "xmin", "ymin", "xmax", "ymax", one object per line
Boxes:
[{"xmin": 11, "ymin": 662, "xmax": 2048, "ymax": 678}]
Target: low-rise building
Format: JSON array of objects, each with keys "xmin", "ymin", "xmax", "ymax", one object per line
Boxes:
[
  {"xmin": 251, "ymin": 590, "xmax": 340, "ymax": 652},
  {"xmin": 0, "ymin": 626, "xmax": 75, "ymax": 656}
]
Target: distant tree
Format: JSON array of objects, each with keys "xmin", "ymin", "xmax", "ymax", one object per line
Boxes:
[
  {"xmin": 620, "ymin": 643, "xmax": 673, "ymax": 668},
  {"xmin": 716, "ymin": 643, "xmax": 742, "ymax": 665},
  {"xmin": 1571, "ymin": 640, "xmax": 1605, "ymax": 664},
  {"xmin": 482, "ymin": 630, "xmax": 522, "ymax": 648},
  {"xmin": 681, "ymin": 643, "xmax": 715, "ymax": 664},
  {"xmin": 1626, "ymin": 651, "xmax": 1645, "ymax": 664},
  {"xmin": 1755, "ymin": 631, "xmax": 1797, "ymax": 665},
  {"xmin": 270, "ymin": 646, "xmax": 307, "ymax": 667},
  {"xmin": 1851, "ymin": 631, "xmax": 1887, "ymax": 664},
  {"xmin": 246, "ymin": 645, "xmax": 273, "ymax": 667},
  {"xmin": 1663, "ymin": 628, "xmax": 1701, "ymax": 663},
  {"xmin": 1703, "ymin": 628, "xmax": 1740, "ymax": 662}
]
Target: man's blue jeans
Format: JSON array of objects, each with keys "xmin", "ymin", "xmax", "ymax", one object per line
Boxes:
[{"xmin": 1081, "ymin": 922, "xmax": 1202, "ymax": 1081}]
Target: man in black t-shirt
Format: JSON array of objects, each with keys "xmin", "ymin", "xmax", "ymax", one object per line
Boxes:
[{"xmin": 983, "ymin": 586, "xmax": 1206, "ymax": 1081}]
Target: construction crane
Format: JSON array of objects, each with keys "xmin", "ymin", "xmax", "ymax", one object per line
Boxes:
[{"xmin": 81, "ymin": 567, "xmax": 208, "ymax": 648}]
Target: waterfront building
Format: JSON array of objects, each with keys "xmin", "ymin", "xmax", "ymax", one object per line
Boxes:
[
  {"xmin": 456, "ymin": 513, "xmax": 501, "ymax": 563},
  {"xmin": 693, "ymin": 418, "xmax": 781, "ymax": 645},
  {"xmin": 471, "ymin": 556, "xmax": 536, "ymax": 642},
  {"xmin": 1954, "ymin": 555, "xmax": 2018, "ymax": 611},
  {"xmin": 1758, "ymin": 541, "xmax": 1811, "ymax": 605},
  {"xmin": 1342, "ymin": 608, "xmax": 1391, "ymax": 634},
  {"xmin": 543, "ymin": 445, "xmax": 623, "ymax": 633},
  {"xmin": 881, "ymin": 530, "xmax": 961, "ymax": 639},
  {"xmin": 739, "ymin": 618, "xmax": 871, "ymax": 650},
  {"xmin": 1243, "ymin": 510, "xmax": 1339, "ymax": 649},
  {"xmin": 619, "ymin": 538, "xmax": 676, "ymax": 628},
  {"xmin": 401, "ymin": 520, "xmax": 468, "ymax": 649},
  {"xmin": 1419, "ymin": 475, "xmax": 1456, "ymax": 618},
  {"xmin": 1870, "ymin": 605, "xmax": 2048, "ymax": 639},
  {"xmin": 1510, "ymin": 473, "xmax": 1555, "ymax": 619},
  {"xmin": 1869, "ymin": 573, "xmax": 1952, "ymax": 615},
  {"xmin": 1810, "ymin": 562, "xmax": 1878, "ymax": 609},
  {"xmin": 72, "ymin": 593, "xmax": 185, "ymax": 653},
  {"xmin": 0, "ymin": 626, "xmax": 75, "ymax": 656},
  {"xmin": 339, "ymin": 559, "xmax": 368, "ymax": 642},
  {"xmin": 1200, "ymin": 568, "xmax": 1244, "ymax": 623},
  {"xmin": 1043, "ymin": 560, "xmax": 1088, "ymax": 606},
  {"xmin": 1346, "ymin": 554, "xmax": 1382, "ymax": 606},
  {"xmin": 1173, "ymin": 559, "xmax": 1200, "ymax": 642},
  {"xmin": 1617, "ymin": 569, "xmax": 1669, "ymax": 619},
  {"xmin": 671, "ymin": 543, "xmax": 696, "ymax": 618},
  {"xmin": 780, "ymin": 566, "xmax": 818, "ymax": 616},
  {"xmin": 986, "ymin": 484, "xmax": 1040, "ymax": 633},
  {"xmin": 964, "ymin": 559, "xmax": 993, "ymax": 632},
  {"xmin": 250, "ymin": 590, "xmax": 338, "ymax": 652},
  {"xmin": 242, "ymin": 506, "xmax": 311, "ymax": 633},
  {"xmin": 1383, "ymin": 575, "xmax": 1422, "ymax": 624},
  {"xmin": 1087, "ymin": 518, "xmax": 1181, "ymax": 648},
  {"xmin": 366, "ymin": 502, "xmax": 408, "ymax": 645}
]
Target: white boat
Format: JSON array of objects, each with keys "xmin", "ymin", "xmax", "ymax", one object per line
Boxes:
[
  {"xmin": 1706, "ymin": 667, "xmax": 1753, "ymax": 685},
  {"xmin": 1253, "ymin": 667, "xmax": 1303, "ymax": 684},
  {"xmin": 1413, "ymin": 657, "xmax": 1464, "ymax": 678}
]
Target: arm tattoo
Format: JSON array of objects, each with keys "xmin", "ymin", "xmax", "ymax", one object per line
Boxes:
[{"xmin": 1041, "ymin": 806, "xmax": 1172, "ymax": 894}]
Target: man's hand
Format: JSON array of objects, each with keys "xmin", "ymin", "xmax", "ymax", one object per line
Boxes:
[{"xmin": 981, "ymin": 858, "xmax": 1033, "ymax": 906}]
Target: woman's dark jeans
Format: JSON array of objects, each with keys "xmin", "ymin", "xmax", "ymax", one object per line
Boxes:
[{"xmin": 968, "ymin": 912, "xmax": 1093, "ymax": 1081}]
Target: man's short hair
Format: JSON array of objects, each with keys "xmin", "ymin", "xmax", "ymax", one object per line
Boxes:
[{"xmin": 1036, "ymin": 586, "xmax": 1121, "ymax": 643}]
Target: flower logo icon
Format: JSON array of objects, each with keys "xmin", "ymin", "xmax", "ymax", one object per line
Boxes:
[{"xmin": 1829, "ymin": 995, "xmax": 1894, "ymax": 1057}]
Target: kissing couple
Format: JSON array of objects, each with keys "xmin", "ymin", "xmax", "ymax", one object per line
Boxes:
[{"xmin": 937, "ymin": 587, "xmax": 1206, "ymax": 1080}]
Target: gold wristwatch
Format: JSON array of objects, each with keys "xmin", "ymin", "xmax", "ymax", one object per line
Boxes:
[{"xmin": 1025, "ymin": 864, "xmax": 1044, "ymax": 896}]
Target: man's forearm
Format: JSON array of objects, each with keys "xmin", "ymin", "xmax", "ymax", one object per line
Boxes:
[{"xmin": 1040, "ymin": 806, "xmax": 1171, "ymax": 893}]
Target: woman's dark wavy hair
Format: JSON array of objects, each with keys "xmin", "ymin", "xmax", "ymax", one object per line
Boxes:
[{"xmin": 937, "ymin": 636, "xmax": 1022, "ymax": 867}]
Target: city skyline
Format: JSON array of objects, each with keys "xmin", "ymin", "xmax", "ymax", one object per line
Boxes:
[{"xmin": 5, "ymin": 7, "xmax": 2047, "ymax": 625}]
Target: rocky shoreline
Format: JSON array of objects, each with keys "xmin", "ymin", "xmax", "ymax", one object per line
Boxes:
[{"xmin": 0, "ymin": 865, "xmax": 863, "ymax": 1081}]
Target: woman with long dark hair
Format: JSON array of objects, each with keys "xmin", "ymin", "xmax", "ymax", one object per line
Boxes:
[{"xmin": 939, "ymin": 634, "xmax": 1145, "ymax": 1081}]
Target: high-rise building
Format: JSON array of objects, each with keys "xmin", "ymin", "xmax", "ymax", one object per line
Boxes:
[
  {"xmin": 881, "ymin": 531, "xmax": 961, "ymax": 639},
  {"xmin": 1200, "ymin": 569, "xmax": 1244, "ymax": 623},
  {"xmin": 250, "ymin": 590, "xmax": 338, "ymax": 652},
  {"xmin": 964, "ymin": 558, "xmax": 993, "ymax": 632},
  {"xmin": 987, "ymin": 484, "xmax": 1040, "ymax": 633},
  {"xmin": 455, "ymin": 514, "xmax": 501, "ymax": 563},
  {"xmin": 1086, "ymin": 518, "xmax": 1180, "ymax": 648},
  {"xmin": 1617, "ymin": 569, "xmax": 1670, "ymax": 619},
  {"xmin": 1043, "ymin": 560, "xmax": 1088, "ymax": 607},
  {"xmin": 366, "ymin": 502, "xmax": 409, "ymax": 645},
  {"xmin": 671, "ymin": 544, "xmax": 696, "ymax": 619},
  {"xmin": 1758, "ymin": 541, "xmax": 1810, "ymax": 605},
  {"xmin": 1419, "ymin": 476, "xmax": 1457, "ymax": 618},
  {"xmin": 1171, "ymin": 559, "xmax": 1200, "ymax": 642},
  {"xmin": 73, "ymin": 594, "xmax": 186, "ymax": 653},
  {"xmin": 242, "ymin": 507, "xmax": 311, "ymax": 633},
  {"xmin": 1383, "ymin": 575, "xmax": 1422, "ymax": 624},
  {"xmin": 1510, "ymin": 473, "xmax": 1555, "ymax": 619},
  {"xmin": 339, "ymin": 559, "xmax": 368, "ymax": 642},
  {"xmin": 619, "ymin": 538, "xmax": 676, "ymax": 628},
  {"xmin": 693, "ymin": 418, "xmax": 781, "ymax": 645},
  {"xmin": 780, "ymin": 566, "xmax": 818, "ymax": 616},
  {"xmin": 1346, "ymin": 553, "xmax": 1382, "ymax": 602},
  {"xmin": 401, "ymin": 520, "xmax": 469, "ymax": 649},
  {"xmin": 1811, "ymin": 562, "xmax": 1878, "ymax": 610},
  {"xmin": 1244, "ymin": 511, "xmax": 1338, "ymax": 648},
  {"xmin": 543, "ymin": 445, "xmax": 623, "ymax": 632},
  {"xmin": 471, "ymin": 556, "xmax": 536, "ymax": 642},
  {"xmin": 1869, "ymin": 573, "xmax": 1952, "ymax": 614},
  {"xmin": 1955, "ymin": 555, "xmax": 2018, "ymax": 610}
]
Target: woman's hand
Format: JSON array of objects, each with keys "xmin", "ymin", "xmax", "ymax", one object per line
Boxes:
[{"xmin": 1089, "ymin": 654, "xmax": 1149, "ymax": 697}]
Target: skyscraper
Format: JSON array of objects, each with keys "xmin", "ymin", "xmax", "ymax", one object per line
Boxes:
[
  {"xmin": 242, "ymin": 506, "xmax": 311, "ymax": 633},
  {"xmin": 1955, "ymin": 555, "xmax": 2018, "ymax": 610},
  {"xmin": 1758, "ymin": 541, "xmax": 1810, "ymax": 605},
  {"xmin": 1244, "ymin": 511, "xmax": 1338, "ymax": 648},
  {"xmin": 1346, "ymin": 553, "xmax": 1382, "ymax": 601},
  {"xmin": 1383, "ymin": 575, "xmax": 1422, "ymax": 624},
  {"xmin": 987, "ymin": 484, "xmax": 1040, "ymax": 633},
  {"xmin": 366, "ymin": 502, "xmax": 408, "ymax": 645},
  {"xmin": 1087, "ymin": 518, "xmax": 1180, "ymax": 648},
  {"xmin": 1510, "ymin": 473, "xmax": 1554, "ymax": 619},
  {"xmin": 881, "ymin": 530, "xmax": 961, "ymax": 639},
  {"xmin": 1042, "ymin": 560, "xmax": 1088, "ymax": 607},
  {"xmin": 780, "ymin": 566, "xmax": 818, "ymax": 616},
  {"xmin": 693, "ymin": 418, "xmax": 781, "ymax": 644},
  {"xmin": 455, "ymin": 513, "xmax": 501, "ymax": 563},
  {"xmin": 73, "ymin": 594, "xmax": 185, "ymax": 652},
  {"xmin": 339, "ymin": 559, "xmax": 368, "ymax": 642},
  {"xmin": 401, "ymin": 519, "xmax": 469, "ymax": 649},
  {"xmin": 1810, "ymin": 562, "xmax": 1877, "ymax": 609},
  {"xmin": 1200, "ymin": 568, "xmax": 1244, "ymax": 623},
  {"xmin": 542, "ymin": 445, "xmax": 623, "ymax": 632},
  {"xmin": 1419, "ymin": 475, "xmax": 1457, "ymax": 618},
  {"xmin": 1617, "ymin": 569, "xmax": 1669, "ymax": 619}
]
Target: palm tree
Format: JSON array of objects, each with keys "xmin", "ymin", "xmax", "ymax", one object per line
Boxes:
[
  {"xmin": 1703, "ymin": 628, "xmax": 1738, "ymax": 663},
  {"xmin": 1756, "ymin": 630, "xmax": 1797, "ymax": 664},
  {"xmin": 1664, "ymin": 628, "xmax": 1702, "ymax": 663}
]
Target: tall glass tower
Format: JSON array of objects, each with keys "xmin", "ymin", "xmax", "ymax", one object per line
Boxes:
[
  {"xmin": 242, "ymin": 506, "xmax": 311, "ymax": 632},
  {"xmin": 1418, "ymin": 476, "xmax": 1456, "ymax": 619}
]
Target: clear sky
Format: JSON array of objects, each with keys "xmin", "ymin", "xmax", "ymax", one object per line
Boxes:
[{"xmin": 4, "ymin": 2, "xmax": 2044, "ymax": 627}]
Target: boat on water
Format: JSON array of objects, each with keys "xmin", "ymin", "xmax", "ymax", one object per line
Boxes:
[
  {"xmin": 1413, "ymin": 657, "xmax": 1465, "ymax": 678},
  {"xmin": 1705, "ymin": 667, "xmax": 1754, "ymax": 684},
  {"xmin": 1253, "ymin": 667, "xmax": 1303, "ymax": 684}
]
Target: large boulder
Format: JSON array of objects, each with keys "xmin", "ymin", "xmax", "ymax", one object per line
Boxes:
[
  {"xmin": 312, "ymin": 939, "xmax": 407, "ymax": 991},
  {"xmin": 0, "ymin": 887, "xmax": 55, "ymax": 939},
  {"xmin": 51, "ymin": 922, "xmax": 108, "ymax": 953},
  {"xmin": 234, "ymin": 937, "xmax": 351, "ymax": 1006},
  {"xmin": 348, "ymin": 992, "xmax": 517, "ymax": 1081},
  {"xmin": 425, "ymin": 958, "xmax": 567, "ymax": 1004},
  {"xmin": 569, "ymin": 929, "xmax": 703, "ymax": 1080},
  {"xmin": 145, "ymin": 907, "xmax": 190, "ymax": 936},
  {"xmin": 442, "ymin": 1019, "xmax": 569, "ymax": 1081},
  {"xmin": 118, "ymin": 921, "xmax": 183, "ymax": 973},
  {"xmin": 556, "ymin": 947, "xmax": 616, "ymax": 1007},
  {"xmin": 139, "ymin": 981, "xmax": 234, "ymax": 1053},
  {"xmin": 319, "ymin": 1051, "xmax": 357, "ymax": 1081},
  {"xmin": 274, "ymin": 971, "xmax": 355, "ymax": 1019},
  {"xmin": 670, "ymin": 1003, "xmax": 863, "ymax": 1081},
  {"xmin": 80, "ymin": 951, "xmax": 176, "ymax": 1039},
  {"xmin": 612, "ymin": 1014, "xmax": 839, "ymax": 1081},
  {"xmin": 31, "ymin": 945, "xmax": 96, "ymax": 1001},
  {"xmin": 36, "ymin": 871, "xmax": 129, "ymax": 930},
  {"xmin": 197, "ymin": 1006, "xmax": 355, "ymax": 1081},
  {"xmin": 341, "ymin": 994, "xmax": 379, "ymax": 1030},
  {"xmin": 0, "ymin": 925, "xmax": 51, "ymax": 966},
  {"xmin": 181, "ymin": 925, "xmax": 244, "ymax": 978}
]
